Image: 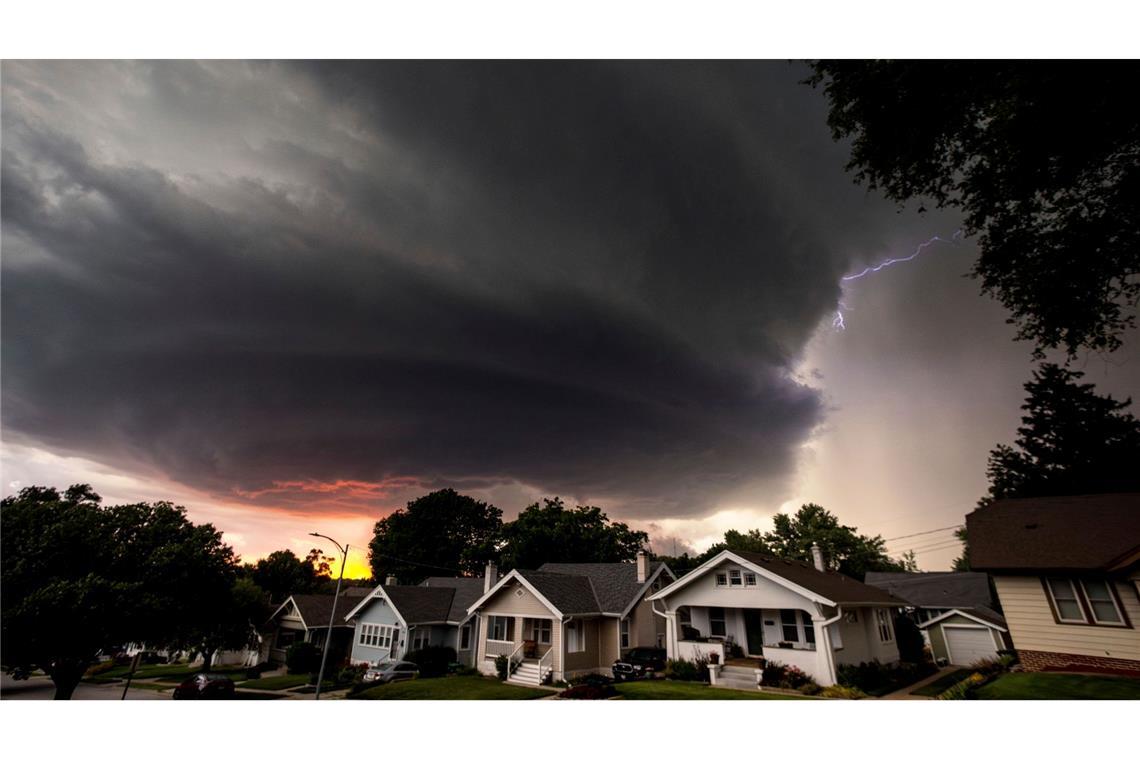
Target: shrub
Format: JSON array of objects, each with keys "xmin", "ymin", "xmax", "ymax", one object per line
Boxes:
[
  {"xmin": 760, "ymin": 661, "xmax": 817, "ymax": 690},
  {"xmin": 798, "ymin": 682, "xmax": 823, "ymax": 696},
  {"xmin": 725, "ymin": 638, "xmax": 745, "ymax": 659},
  {"xmin": 837, "ymin": 659, "xmax": 935, "ymax": 696},
  {"xmin": 244, "ymin": 667, "xmax": 262, "ymax": 680},
  {"xmin": 937, "ymin": 672, "xmax": 987, "ymax": 700},
  {"xmin": 285, "ymin": 641, "xmax": 321, "ymax": 674},
  {"xmin": 494, "ymin": 654, "xmax": 509, "ymax": 681},
  {"xmin": 559, "ymin": 683, "xmax": 617, "ymax": 699},
  {"xmin": 405, "ymin": 646, "xmax": 458, "ymax": 679},
  {"xmin": 664, "ymin": 659, "xmax": 702, "ymax": 682},
  {"xmin": 894, "ymin": 615, "xmax": 928, "ymax": 664},
  {"xmin": 760, "ymin": 662, "xmax": 787, "ymax": 687},
  {"xmin": 820, "ymin": 684, "xmax": 867, "ymax": 699},
  {"xmin": 569, "ymin": 672, "xmax": 614, "ymax": 687},
  {"xmin": 338, "ymin": 663, "xmax": 368, "ymax": 685}
]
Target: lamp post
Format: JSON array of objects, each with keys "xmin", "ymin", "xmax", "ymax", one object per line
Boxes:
[{"xmin": 309, "ymin": 532, "xmax": 348, "ymax": 700}]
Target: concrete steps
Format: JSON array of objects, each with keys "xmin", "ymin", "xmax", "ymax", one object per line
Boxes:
[
  {"xmin": 508, "ymin": 660, "xmax": 543, "ymax": 687},
  {"xmin": 715, "ymin": 664, "xmax": 761, "ymax": 691}
]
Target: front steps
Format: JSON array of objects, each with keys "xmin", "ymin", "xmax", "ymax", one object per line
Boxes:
[
  {"xmin": 508, "ymin": 659, "xmax": 545, "ymax": 687},
  {"xmin": 713, "ymin": 664, "xmax": 762, "ymax": 691}
]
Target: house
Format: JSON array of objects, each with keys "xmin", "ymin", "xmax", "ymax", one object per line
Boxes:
[
  {"xmin": 967, "ymin": 492, "xmax": 1140, "ymax": 675},
  {"xmin": 343, "ymin": 575, "xmax": 485, "ymax": 668},
  {"xmin": 865, "ymin": 570, "xmax": 1011, "ymax": 666},
  {"xmin": 260, "ymin": 588, "xmax": 368, "ymax": 665},
  {"xmin": 466, "ymin": 552, "xmax": 676, "ymax": 686},
  {"xmin": 647, "ymin": 546, "xmax": 902, "ymax": 686}
]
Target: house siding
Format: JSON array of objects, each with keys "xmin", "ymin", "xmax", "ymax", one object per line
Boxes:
[
  {"xmin": 474, "ymin": 578, "xmax": 562, "ymax": 678},
  {"xmin": 348, "ymin": 596, "xmax": 404, "ymax": 665},
  {"xmin": 563, "ymin": 617, "xmax": 604, "ymax": 677},
  {"xmin": 993, "ymin": 575, "xmax": 1140, "ymax": 662}
]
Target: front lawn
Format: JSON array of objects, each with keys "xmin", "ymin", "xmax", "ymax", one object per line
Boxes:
[
  {"xmin": 615, "ymin": 680, "xmax": 807, "ymax": 700},
  {"xmin": 91, "ymin": 663, "xmax": 247, "ymax": 681},
  {"xmin": 349, "ymin": 675, "xmax": 550, "ymax": 700},
  {"xmin": 237, "ymin": 674, "xmax": 313, "ymax": 691},
  {"xmin": 911, "ymin": 669, "xmax": 971, "ymax": 697},
  {"xmin": 974, "ymin": 672, "xmax": 1140, "ymax": 700}
]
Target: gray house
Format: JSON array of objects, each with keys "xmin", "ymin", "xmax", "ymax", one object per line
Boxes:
[
  {"xmin": 343, "ymin": 576, "xmax": 485, "ymax": 667},
  {"xmin": 260, "ymin": 588, "xmax": 369, "ymax": 666}
]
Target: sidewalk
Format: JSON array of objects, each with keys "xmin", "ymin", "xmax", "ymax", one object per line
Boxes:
[{"xmin": 878, "ymin": 668, "xmax": 954, "ymax": 700}]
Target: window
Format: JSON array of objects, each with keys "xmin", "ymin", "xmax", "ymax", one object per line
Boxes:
[
  {"xmin": 459, "ymin": 624, "xmax": 472, "ymax": 651},
  {"xmin": 620, "ymin": 618, "xmax": 630, "ymax": 648},
  {"xmin": 532, "ymin": 619, "xmax": 552, "ymax": 645},
  {"xmin": 715, "ymin": 573, "xmax": 728, "ymax": 587},
  {"xmin": 357, "ymin": 623, "xmax": 394, "ymax": 650},
  {"xmin": 489, "ymin": 615, "xmax": 514, "ymax": 641},
  {"xmin": 801, "ymin": 611, "xmax": 816, "ymax": 645},
  {"xmin": 566, "ymin": 620, "xmax": 585, "ymax": 653},
  {"xmin": 1079, "ymin": 580, "xmax": 1123, "ymax": 625},
  {"xmin": 679, "ymin": 607, "xmax": 692, "ymax": 625},
  {"xmin": 744, "ymin": 573, "xmax": 757, "ymax": 586},
  {"xmin": 1046, "ymin": 578, "xmax": 1087, "ymax": 622},
  {"xmin": 411, "ymin": 628, "xmax": 430, "ymax": 651},
  {"xmin": 875, "ymin": 608, "xmax": 894, "ymax": 643},
  {"xmin": 729, "ymin": 569, "xmax": 743, "ymax": 586},
  {"xmin": 780, "ymin": 609, "xmax": 799, "ymax": 643},
  {"xmin": 276, "ymin": 630, "xmax": 297, "ymax": 649},
  {"xmin": 709, "ymin": 607, "xmax": 726, "ymax": 637}
]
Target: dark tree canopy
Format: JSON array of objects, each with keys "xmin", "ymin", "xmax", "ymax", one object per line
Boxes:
[
  {"xmin": 809, "ymin": 61, "xmax": 1140, "ymax": 357},
  {"xmin": 368, "ymin": 488, "xmax": 502, "ymax": 583},
  {"xmin": 1, "ymin": 485, "xmax": 237, "ymax": 698},
  {"xmin": 496, "ymin": 498, "xmax": 648, "ymax": 572},
  {"xmin": 703, "ymin": 503, "xmax": 905, "ymax": 581},
  {"xmin": 249, "ymin": 549, "xmax": 331, "ymax": 602},
  {"xmin": 982, "ymin": 363, "xmax": 1140, "ymax": 501}
]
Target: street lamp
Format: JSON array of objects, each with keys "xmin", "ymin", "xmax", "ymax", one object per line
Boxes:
[{"xmin": 309, "ymin": 532, "xmax": 348, "ymax": 700}]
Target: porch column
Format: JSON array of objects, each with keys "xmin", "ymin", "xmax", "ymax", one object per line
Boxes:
[
  {"xmin": 812, "ymin": 615, "xmax": 837, "ymax": 687},
  {"xmin": 662, "ymin": 611, "xmax": 679, "ymax": 660}
]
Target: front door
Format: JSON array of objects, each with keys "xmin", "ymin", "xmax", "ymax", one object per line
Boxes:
[{"xmin": 743, "ymin": 610, "xmax": 764, "ymax": 655}]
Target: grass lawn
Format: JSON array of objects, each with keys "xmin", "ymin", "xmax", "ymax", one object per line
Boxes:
[
  {"xmin": 91, "ymin": 663, "xmax": 246, "ymax": 681},
  {"xmin": 911, "ymin": 669, "xmax": 972, "ymax": 697},
  {"xmin": 237, "ymin": 674, "xmax": 313, "ymax": 691},
  {"xmin": 349, "ymin": 675, "xmax": 550, "ymax": 700},
  {"xmin": 974, "ymin": 672, "xmax": 1140, "ymax": 700},
  {"xmin": 126, "ymin": 681, "xmax": 174, "ymax": 692},
  {"xmin": 615, "ymin": 680, "xmax": 806, "ymax": 700}
]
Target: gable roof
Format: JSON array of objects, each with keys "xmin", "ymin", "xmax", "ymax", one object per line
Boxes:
[
  {"xmin": 917, "ymin": 606, "xmax": 1007, "ymax": 631},
  {"xmin": 966, "ymin": 493, "xmax": 1140, "ymax": 573},
  {"xmin": 537, "ymin": 562, "xmax": 672, "ymax": 614},
  {"xmin": 419, "ymin": 577, "xmax": 485, "ymax": 622},
  {"xmin": 864, "ymin": 571, "xmax": 997, "ymax": 610},
  {"xmin": 650, "ymin": 550, "xmax": 902, "ymax": 607},
  {"xmin": 269, "ymin": 593, "xmax": 357, "ymax": 628},
  {"xmin": 345, "ymin": 577, "xmax": 486, "ymax": 626}
]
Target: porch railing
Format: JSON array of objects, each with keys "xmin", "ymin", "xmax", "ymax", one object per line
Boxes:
[
  {"xmin": 538, "ymin": 646, "xmax": 553, "ymax": 684},
  {"xmin": 485, "ymin": 639, "xmax": 516, "ymax": 658},
  {"xmin": 508, "ymin": 641, "xmax": 525, "ymax": 676}
]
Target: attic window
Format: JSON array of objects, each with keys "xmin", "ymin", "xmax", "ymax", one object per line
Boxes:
[{"xmin": 715, "ymin": 573, "xmax": 728, "ymax": 587}]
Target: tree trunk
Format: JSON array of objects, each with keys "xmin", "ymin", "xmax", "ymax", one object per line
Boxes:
[
  {"xmin": 49, "ymin": 659, "xmax": 89, "ymax": 700},
  {"xmin": 200, "ymin": 648, "xmax": 215, "ymax": 673}
]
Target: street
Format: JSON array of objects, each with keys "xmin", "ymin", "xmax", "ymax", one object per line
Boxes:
[{"xmin": 1, "ymin": 672, "xmax": 170, "ymax": 700}]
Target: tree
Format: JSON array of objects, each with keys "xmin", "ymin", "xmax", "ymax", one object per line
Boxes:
[
  {"xmin": 173, "ymin": 576, "xmax": 267, "ymax": 672},
  {"xmin": 1, "ymin": 485, "xmax": 237, "ymax": 698},
  {"xmin": 369, "ymin": 489, "xmax": 502, "ymax": 583},
  {"xmin": 497, "ymin": 498, "xmax": 648, "ymax": 572},
  {"xmin": 249, "ymin": 549, "xmax": 329, "ymax": 602},
  {"xmin": 951, "ymin": 527, "xmax": 970, "ymax": 572},
  {"xmin": 808, "ymin": 62, "xmax": 1140, "ymax": 357},
  {"xmin": 708, "ymin": 503, "xmax": 905, "ymax": 581},
  {"xmin": 981, "ymin": 363, "xmax": 1140, "ymax": 502}
]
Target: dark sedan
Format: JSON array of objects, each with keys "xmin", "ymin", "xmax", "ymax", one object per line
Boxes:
[
  {"xmin": 612, "ymin": 647, "xmax": 666, "ymax": 681},
  {"xmin": 172, "ymin": 673, "xmax": 237, "ymax": 700}
]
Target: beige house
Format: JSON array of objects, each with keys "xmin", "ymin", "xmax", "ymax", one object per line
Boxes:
[
  {"xmin": 968, "ymin": 493, "xmax": 1140, "ymax": 675},
  {"xmin": 466, "ymin": 553, "xmax": 675, "ymax": 685}
]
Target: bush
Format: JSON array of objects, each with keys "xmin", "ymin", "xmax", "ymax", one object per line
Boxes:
[
  {"xmin": 837, "ymin": 659, "xmax": 936, "ymax": 696},
  {"xmin": 894, "ymin": 615, "xmax": 928, "ymax": 664},
  {"xmin": 569, "ymin": 673, "xmax": 614, "ymax": 688},
  {"xmin": 820, "ymin": 684, "xmax": 867, "ymax": 699},
  {"xmin": 494, "ymin": 655, "xmax": 509, "ymax": 681},
  {"xmin": 338, "ymin": 663, "xmax": 368, "ymax": 685},
  {"xmin": 725, "ymin": 638, "xmax": 745, "ymax": 659},
  {"xmin": 405, "ymin": 646, "xmax": 458, "ymax": 679},
  {"xmin": 760, "ymin": 661, "xmax": 816, "ymax": 690},
  {"xmin": 559, "ymin": 683, "xmax": 617, "ymax": 699},
  {"xmin": 285, "ymin": 641, "xmax": 321, "ymax": 674},
  {"xmin": 664, "ymin": 659, "xmax": 703, "ymax": 682},
  {"xmin": 798, "ymin": 682, "xmax": 823, "ymax": 696},
  {"xmin": 244, "ymin": 667, "xmax": 262, "ymax": 680}
]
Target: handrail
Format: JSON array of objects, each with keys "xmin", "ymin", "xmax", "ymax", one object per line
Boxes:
[
  {"xmin": 538, "ymin": 646, "xmax": 553, "ymax": 683},
  {"xmin": 508, "ymin": 641, "xmax": 525, "ymax": 675}
]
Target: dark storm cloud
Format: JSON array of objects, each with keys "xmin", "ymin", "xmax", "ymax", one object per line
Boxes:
[{"xmin": 1, "ymin": 61, "xmax": 913, "ymax": 517}]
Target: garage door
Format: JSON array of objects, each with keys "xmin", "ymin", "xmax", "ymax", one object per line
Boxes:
[{"xmin": 945, "ymin": 626, "xmax": 997, "ymax": 666}]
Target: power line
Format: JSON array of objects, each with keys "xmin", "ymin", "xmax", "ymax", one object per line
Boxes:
[
  {"xmin": 370, "ymin": 552, "xmax": 463, "ymax": 574},
  {"xmin": 890, "ymin": 539, "xmax": 963, "ymax": 557},
  {"xmin": 882, "ymin": 524, "xmax": 963, "ymax": 543}
]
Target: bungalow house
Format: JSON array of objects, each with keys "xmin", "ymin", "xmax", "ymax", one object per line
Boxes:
[
  {"xmin": 466, "ymin": 553, "xmax": 676, "ymax": 686},
  {"xmin": 343, "ymin": 575, "xmax": 485, "ymax": 668},
  {"xmin": 647, "ymin": 547, "xmax": 902, "ymax": 687},
  {"xmin": 865, "ymin": 570, "xmax": 1011, "ymax": 666},
  {"xmin": 260, "ymin": 588, "xmax": 368, "ymax": 665},
  {"xmin": 967, "ymin": 492, "xmax": 1140, "ymax": 675}
]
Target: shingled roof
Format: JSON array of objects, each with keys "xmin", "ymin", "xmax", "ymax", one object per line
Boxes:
[
  {"xmin": 419, "ymin": 577, "xmax": 486, "ymax": 622},
  {"xmin": 538, "ymin": 562, "xmax": 670, "ymax": 613},
  {"xmin": 729, "ymin": 551, "xmax": 902, "ymax": 606},
  {"xmin": 864, "ymin": 571, "xmax": 996, "ymax": 610},
  {"xmin": 966, "ymin": 493, "xmax": 1140, "ymax": 573},
  {"xmin": 280, "ymin": 593, "xmax": 357, "ymax": 628}
]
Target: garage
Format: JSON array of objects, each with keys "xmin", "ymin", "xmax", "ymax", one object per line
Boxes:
[
  {"xmin": 918, "ymin": 608, "xmax": 1008, "ymax": 667},
  {"xmin": 944, "ymin": 626, "xmax": 999, "ymax": 665}
]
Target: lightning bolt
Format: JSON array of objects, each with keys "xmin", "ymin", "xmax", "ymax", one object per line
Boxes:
[{"xmin": 833, "ymin": 230, "xmax": 962, "ymax": 331}]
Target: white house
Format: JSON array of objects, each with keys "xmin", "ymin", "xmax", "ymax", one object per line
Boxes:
[
  {"xmin": 647, "ymin": 547, "xmax": 903, "ymax": 687},
  {"xmin": 343, "ymin": 576, "xmax": 485, "ymax": 668}
]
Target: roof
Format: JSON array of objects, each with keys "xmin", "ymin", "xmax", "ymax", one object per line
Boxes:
[
  {"xmin": 281, "ymin": 593, "xmax": 357, "ymax": 628},
  {"xmin": 864, "ymin": 571, "xmax": 997, "ymax": 610},
  {"xmin": 730, "ymin": 551, "xmax": 902, "ymax": 605},
  {"xmin": 537, "ymin": 562, "xmax": 670, "ymax": 614},
  {"xmin": 918, "ymin": 606, "xmax": 1007, "ymax": 631},
  {"xmin": 419, "ymin": 577, "xmax": 486, "ymax": 622},
  {"xmin": 516, "ymin": 571, "xmax": 602, "ymax": 615},
  {"xmin": 383, "ymin": 585, "xmax": 457, "ymax": 624},
  {"xmin": 966, "ymin": 493, "xmax": 1140, "ymax": 573}
]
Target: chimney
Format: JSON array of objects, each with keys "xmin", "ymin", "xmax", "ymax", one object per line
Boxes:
[
  {"xmin": 484, "ymin": 561, "xmax": 498, "ymax": 594},
  {"xmin": 810, "ymin": 544, "xmax": 825, "ymax": 572},
  {"xmin": 385, "ymin": 574, "xmax": 397, "ymax": 586},
  {"xmin": 636, "ymin": 550, "xmax": 649, "ymax": 583}
]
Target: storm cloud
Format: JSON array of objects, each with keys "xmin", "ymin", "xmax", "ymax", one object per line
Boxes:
[{"xmin": 2, "ymin": 61, "xmax": 923, "ymax": 518}]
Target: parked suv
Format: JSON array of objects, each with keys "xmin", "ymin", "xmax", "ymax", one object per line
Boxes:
[{"xmin": 612, "ymin": 647, "xmax": 666, "ymax": 681}]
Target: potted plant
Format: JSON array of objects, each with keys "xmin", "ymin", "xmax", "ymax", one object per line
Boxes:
[
  {"xmin": 709, "ymin": 651, "xmax": 720, "ymax": 664},
  {"xmin": 523, "ymin": 639, "xmax": 537, "ymax": 658}
]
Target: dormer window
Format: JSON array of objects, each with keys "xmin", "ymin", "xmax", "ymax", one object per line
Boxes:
[{"xmin": 715, "ymin": 573, "xmax": 728, "ymax": 586}]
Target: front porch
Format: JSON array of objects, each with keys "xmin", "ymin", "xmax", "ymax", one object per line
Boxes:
[{"xmin": 483, "ymin": 616, "xmax": 557, "ymax": 686}]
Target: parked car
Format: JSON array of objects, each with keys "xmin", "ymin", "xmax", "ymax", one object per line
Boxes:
[
  {"xmin": 172, "ymin": 673, "xmax": 236, "ymax": 700},
  {"xmin": 612, "ymin": 647, "xmax": 666, "ymax": 681},
  {"xmin": 362, "ymin": 660, "xmax": 419, "ymax": 685}
]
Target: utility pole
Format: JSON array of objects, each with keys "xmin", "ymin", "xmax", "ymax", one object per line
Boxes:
[{"xmin": 309, "ymin": 533, "xmax": 348, "ymax": 700}]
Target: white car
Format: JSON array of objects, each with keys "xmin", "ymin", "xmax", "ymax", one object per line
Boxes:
[{"xmin": 362, "ymin": 660, "xmax": 419, "ymax": 684}]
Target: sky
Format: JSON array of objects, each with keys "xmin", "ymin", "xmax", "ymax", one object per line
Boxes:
[{"xmin": 3, "ymin": 60, "xmax": 1138, "ymax": 578}]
